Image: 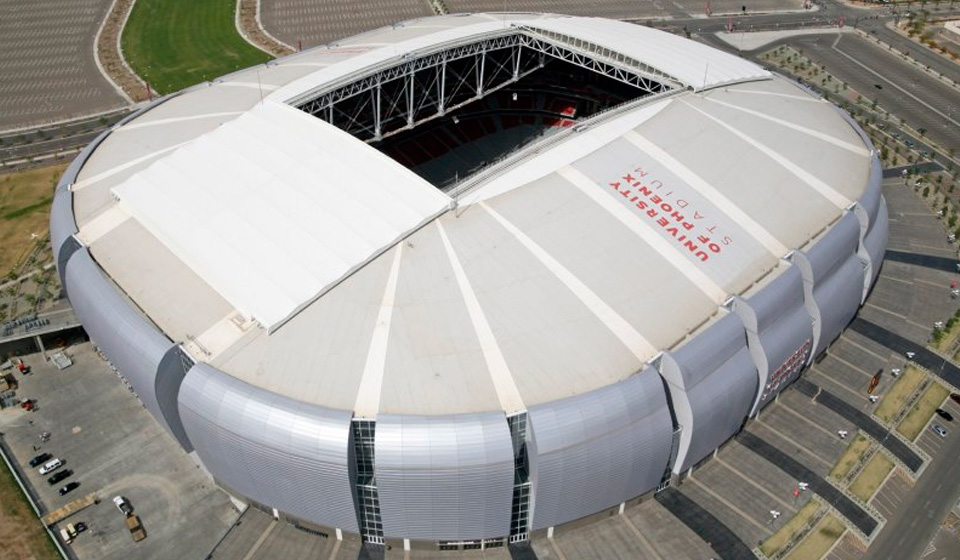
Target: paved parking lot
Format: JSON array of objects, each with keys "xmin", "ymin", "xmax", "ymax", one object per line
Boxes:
[
  {"xmin": 0, "ymin": 342, "xmax": 238, "ymax": 560},
  {"xmin": 260, "ymin": 0, "xmax": 433, "ymax": 49},
  {"xmin": 672, "ymin": 0, "xmax": 808, "ymax": 16},
  {"xmin": 0, "ymin": 0, "xmax": 126, "ymax": 131}
]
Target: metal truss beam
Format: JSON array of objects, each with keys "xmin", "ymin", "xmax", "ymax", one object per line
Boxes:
[{"xmin": 295, "ymin": 30, "xmax": 677, "ymax": 143}]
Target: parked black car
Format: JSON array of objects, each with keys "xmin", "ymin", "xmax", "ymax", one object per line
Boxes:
[
  {"xmin": 58, "ymin": 481, "xmax": 80, "ymax": 496},
  {"xmin": 935, "ymin": 408, "xmax": 954, "ymax": 422},
  {"xmin": 28, "ymin": 452, "xmax": 51, "ymax": 467},
  {"xmin": 47, "ymin": 469, "xmax": 73, "ymax": 485}
]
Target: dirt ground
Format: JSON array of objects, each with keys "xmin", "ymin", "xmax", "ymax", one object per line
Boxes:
[
  {"xmin": 0, "ymin": 164, "xmax": 66, "ymax": 277},
  {"xmin": 0, "ymin": 460, "xmax": 60, "ymax": 560}
]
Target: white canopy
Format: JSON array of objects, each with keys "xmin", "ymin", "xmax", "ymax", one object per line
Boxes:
[{"xmin": 113, "ymin": 100, "xmax": 449, "ymax": 330}]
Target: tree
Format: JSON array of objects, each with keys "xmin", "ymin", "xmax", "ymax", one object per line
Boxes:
[{"xmin": 924, "ymin": 186, "xmax": 931, "ymax": 197}]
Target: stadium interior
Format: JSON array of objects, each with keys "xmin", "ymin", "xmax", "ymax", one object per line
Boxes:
[{"xmin": 294, "ymin": 32, "xmax": 669, "ymax": 189}]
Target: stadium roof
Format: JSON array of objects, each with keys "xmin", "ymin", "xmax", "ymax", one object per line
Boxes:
[{"xmin": 71, "ymin": 13, "xmax": 873, "ymax": 416}]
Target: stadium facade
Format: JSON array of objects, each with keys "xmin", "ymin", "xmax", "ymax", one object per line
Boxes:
[{"xmin": 52, "ymin": 14, "xmax": 887, "ymax": 548}]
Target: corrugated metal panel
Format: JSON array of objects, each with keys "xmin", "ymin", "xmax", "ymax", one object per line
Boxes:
[
  {"xmin": 63, "ymin": 248, "xmax": 174, "ymax": 433},
  {"xmin": 178, "ymin": 363, "xmax": 358, "ymax": 531},
  {"xmin": 375, "ymin": 413, "xmax": 514, "ymax": 540},
  {"xmin": 56, "ymin": 236, "xmax": 82, "ymax": 296},
  {"xmin": 660, "ymin": 313, "xmax": 757, "ymax": 473},
  {"xmin": 733, "ymin": 267, "xmax": 813, "ymax": 415},
  {"xmin": 50, "ymin": 186, "xmax": 77, "ymax": 261},
  {"xmin": 805, "ymin": 213, "xmax": 861, "ymax": 283},
  {"xmin": 793, "ymin": 212, "xmax": 864, "ymax": 357},
  {"xmin": 862, "ymin": 197, "xmax": 889, "ymax": 288},
  {"xmin": 527, "ymin": 370, "xmax": 673, "ymax": 529},
  {"xmin": 811, "ymin": 257, "xmax": 864, "ymax": 352},
  {"xmin": 854, "ymin": 157, "xmax": 883, "ymax": 234},
  {"xmin": 155, "ymin": 346, "xmax": 193, "ymax": 452}
]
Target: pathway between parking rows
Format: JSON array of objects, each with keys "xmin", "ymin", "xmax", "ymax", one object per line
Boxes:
[
  {"xmin": 654, "ymin": 488, "xmax": 756, "ymax": 560},
  {"xmin": 884, "ymin": 250, "xmax": 957, "ymax": 272},
  {"xmin": 850, "ymin": 318, "xmax": 960, "ymax": 389},
  {"xmin": 792, "ymin": 378, "xmax": 923, "ymax": 472},
  {"xmin": 736, "ymin": 432, "xmax": 879, "ymax": 536}
]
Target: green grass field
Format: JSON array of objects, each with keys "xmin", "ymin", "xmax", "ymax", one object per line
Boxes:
[
  {"xmin": 0, "ymin": 456, "xmax": 60, "ymax": 560},
  {"xmin": 121, "ymin": 0, "xmax": 272, "ymax": 94}
]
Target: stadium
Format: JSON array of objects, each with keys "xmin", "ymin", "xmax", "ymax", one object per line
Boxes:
[{"xmin": 50, "ymin": 13, "xmax": 887, "ymax": 550}]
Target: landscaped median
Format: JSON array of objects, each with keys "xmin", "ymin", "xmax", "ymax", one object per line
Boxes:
[
  {"xmin": 121, "ymin": 0, "xmax": 272, "ymax": 94},
  {"xmin": 783, "ymin": 515, "xmax": 846, "ymax": 560},
  {"xmin": 760, "ymin": 501, "xmax": 823, "ymax": 559},
  {"xmin": 873, "ymin": 366, "xmax": 925, "ymax": 424},
  {"xmin": 897, "ymin": 382, "xmax": 950, "ymax": 441},
  {"xmin": 828, "ymin": 434, "xmax": 871, "ymax": 482},
  {"xmin": 848, "ymin": 452, "xmax": 894, "ymax": 502}
]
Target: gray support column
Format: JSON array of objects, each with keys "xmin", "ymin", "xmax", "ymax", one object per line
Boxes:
[
  {"xmin": 477, "ymin": 48, "xmax": 486, "ymax": 97},
  {"xmin": 374, "ymin": 85, "xmax": 382, "ymax": 140},
  {"xmin": 34, "ymin": 335, "xmax": 47, "ymax": 361},
  {"xmin": 439, "ymin": 56, "xmax": 447, "ymax": 115},
  {"xmin": 406, "ymin": 73, "xmax": 414, "ymax": 127}
]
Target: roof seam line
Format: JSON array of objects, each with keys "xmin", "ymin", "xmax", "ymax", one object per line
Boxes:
[
  {"xmin": 679, "ymin": 99, "xmax": 852, "ymax": 209},
  {"xmin": 436, "ymin": 220, "xmax": 526, "ymax": 414},
  {"xmin": 353, "ymin": 244, "xmax": 404, "ymax": 418},
  {"xmin": 478, "ymin": 200, "xmax": 658, "ymax": 362}
]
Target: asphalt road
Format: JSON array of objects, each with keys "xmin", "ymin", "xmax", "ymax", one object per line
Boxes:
[
  {"xmin": 655, "ymin": 487, "xmax": 757, "ymax": 560},
  {"xmin": 792, "ymin": 378, "xmax": 924, "ymax": 472},
  {"xmin": 866, "ymin": 22, "xmax": 960, "ymax": 86},
  {"xmin": 0, "ymin": 108, "xmax": 128, "ymax": 165},
  {"xmin": 862, "ymin": 425, "xmax": 960, "ymax": 560},
  {"xmin": 850, "ymin": 318, "xmax": 960, "ymax": 389},
  {"xmin": 764, "ymin": 32, "xmax": 960, "ymax": 154},
  {"xmin": 737, "ymin": 431, "xmax": 879, "ymax": 536}
]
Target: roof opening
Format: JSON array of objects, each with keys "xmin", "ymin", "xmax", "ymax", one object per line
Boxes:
[{"xmin": 291, "ymin": 30, "xmax": 673, "ymax": 191}]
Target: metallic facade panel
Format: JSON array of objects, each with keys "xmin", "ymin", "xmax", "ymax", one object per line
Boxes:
[
  {"xmin": 733, "ymin": 267, "xmax": 813, "ymax": 414},
  {"xmin": 50, "ymin": 185, "xmax": 77, "ymax": 264},
  {"xmin": 793, "ymin": 212, "xmax": 865, "ymax": 357},
  {"xmin": 681, "ymin": 349, "xmax": 756, "ymax": 470},
  {"xmin": 863, "ymin": 197, "xmax": 888, "ymax": 287},
  {"xmin": 155, "ymin": 346, "xmax": 193, "ymax": 451},
  {"xmin": 527, "ymin": 370, "xmax": 673, "ymax": 529},
  {"xmin": 660, "ymin": 313, "xmax": 757, "ymax": 473},
  {"xmin": 375, "ymin": 413, "xmax": 514, "ymax": 540},
  {"xmin": 811, "ymin": 257, "xmax": 864, "ymax": 353},
  {"xmin": 856, "ymin": 157, "xmax": 883, "ymax": 231},
  {"xmin": 804, "ymin": 213, "xmax": 861, "ymax": 283},
  {"xmin": 178, "ymin": 363, "xmax": 358, "ymax": 531},
  {"xmin": 56, "ymin": 236, "xmax": 82, "ymax": 296},
  {"xmin": 64, "ymin": 248, "xmax": 176, "ymax": 436}
]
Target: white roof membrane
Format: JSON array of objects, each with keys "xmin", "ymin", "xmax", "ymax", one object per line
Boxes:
[{"xmin": 114, "ymin": 101, "xmax": 450, "ymax": 330}]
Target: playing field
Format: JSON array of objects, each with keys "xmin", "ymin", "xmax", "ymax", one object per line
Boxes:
[{"xmin": 121, "ymin": 0, "xmax": 272, "ymax": 94}]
